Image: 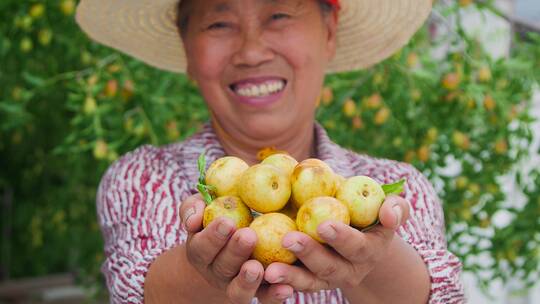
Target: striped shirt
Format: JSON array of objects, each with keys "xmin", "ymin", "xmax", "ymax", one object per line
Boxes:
[{"xmin": 97, "ymin": 122, "xmax": 465, "ymax": 303}]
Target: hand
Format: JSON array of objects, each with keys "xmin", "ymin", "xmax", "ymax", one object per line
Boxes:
[
  {"xmin": 179, "ymin": 194, "xmax": 294, "ymax": 304},
  {"xmin": 263, "ymin": 195, "xmax": 410, "ymax": 292}
]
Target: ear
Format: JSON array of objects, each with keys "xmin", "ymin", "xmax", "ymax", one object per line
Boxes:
[{"xmin": 324, "ymin": 10, "xmax": 339, "ymax": 61}]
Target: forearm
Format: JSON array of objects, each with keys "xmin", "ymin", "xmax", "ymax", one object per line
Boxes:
[
  {"xmin": 342, "ymin": 235, "xmax": 430, "ymax": 304},
  {"xmin": 144, "ymin": 245, "xmax": 228, "ymax": 304}
]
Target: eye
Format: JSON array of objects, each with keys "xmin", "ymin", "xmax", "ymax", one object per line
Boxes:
[
  {"xmin": 207, "ymin": 22, "xmax": 230, "ymax": 30},
  {"xmin": 270, "ymin": 13, "xmax": 290, "ymax": 21}
]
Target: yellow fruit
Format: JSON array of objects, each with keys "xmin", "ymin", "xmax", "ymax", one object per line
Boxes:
[
  {"xmin": 93, "ymin": 140, "xmax": 108, "ymax": 160},
  {"xmin": 483, "ymin": 95, "xmax": 496, "ymax": 111},
  {"xmin": 291, "ymin": 159, "xmax": 336, "ymax": 209},
  {"xmin": 459, "ymin": 0, "xmax": 473, "ymax": 7},
  {"xmin": 407, "ymin": 53, "xmax": 419, "ymax": 68},
  {"xmin": 321, "ymin": 87, "xmax": 334, "ymax": 106},
  {"xmin": 38, "ymin": 29, "xmax": 53, "ymax": 46},
  {"xmin": 30, "ymin": 4, "xmax": 45, "ymax": 19},
  {"xmin": 373, "ymin": 73, "xmax": 384, "ymax": 86},
  {"xmin": 256, "ymin": 147, "xmax": 289, "ymax": 161},
  {"xmin": 442, "ymin": 73, "xmax": 461, "ymax": 90},
  {"xmin": 60, "ymin": 0, "xmax": 75, "ymax": 16},
  {"xmin": 250, "ymin": 213, "xmax": 297, "ymax": 267},
  {"xmin": 20, "ymin": 37, "xmax": 33, "ymax": 53},
  {"xmin": 336, "ymin": 176, "xmax": 385, "ymax": 229},
  {"xmin": 352, "ymin": 115, "xmax": 363, "ymax": 130},
  {"xmin": 203, "ymin": 196, "xmax": 253, "ymax": 229},
  {"xmin": 478, "ymin": 66, "xmax": 492, "ymax": 82},
  {"xmin": 83, "ymin": 97, "xmax": 97, "ymax": 115},
  {"xmin": 121, "ymin": 80, "xmax": 135, "ymax": 102},
  {"xmin": 426, "ymin": 127, "xmax": 438, "ymax": 143},
  {"xmin": 166, "ymin": 121, "xmax": 180, "ymax": 140},
  {"xmin": 494, "ymin": 139, "xmax": 508, "ymax": 154},
  {"xmin": 417, "ymin": 145, "xmax": 430, "ymax": 163},
  {"xmin": 238, "ymin": 164, "xmax": 291, "ymax": 213},
  {"xmin": 343, "ymin": 99, "xmax": 357, "ymax": 117},
  {"xmin": 374, "ymin": 107, "xmax": 391, "ymax": 125},
  {"xmin": 365, "ymin": 94, "xmax": 382, "ymax": 109},
  {"xmin": 206, "ymin": 156, "xmax": 249, "ymax": 197},
  {"xmin": 261, "ymin": 153, "xmax": 298, "ymax": 177},
  {"xmin": 455, "ymin": 176, "xmax": 469, "ymax": 189},
  {"xmin": 296, "ymin": 197, "xmax": 350, "ymax": 243},
  {"xmin": 104, "ymin": 79, "xmax": 118, "ymax": 97},
  {"xmin": 452, "ymin": 131, "xmax": 470, "ymax": 150},
  {"xmin": 404, "ymin": 150, "xmax": 416, "ymax": 163}
]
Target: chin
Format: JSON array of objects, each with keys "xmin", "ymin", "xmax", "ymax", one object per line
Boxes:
[{"xmin": 239, "ymin": 113, "xmax": 301, "ymax": 142}]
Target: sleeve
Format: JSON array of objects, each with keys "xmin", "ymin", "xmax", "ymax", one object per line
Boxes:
[
  {"xmin": 394, "ymin": 164, "xmax": 465, "ymax": 304},
  {"xmin": 96, "ymin": 146, "xmax": 189, "ymax": 303}
]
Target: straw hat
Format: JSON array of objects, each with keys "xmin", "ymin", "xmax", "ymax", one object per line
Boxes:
[{"xmin": 76, "ymin": 0, "xmax": 432, "ymax": 74}]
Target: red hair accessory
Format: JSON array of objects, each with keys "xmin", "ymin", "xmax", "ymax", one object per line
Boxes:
[{"xmin": 324, "ymin": 0, "xmax": 341, "ymax": 10}]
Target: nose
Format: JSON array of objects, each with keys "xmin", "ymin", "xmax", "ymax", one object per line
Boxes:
[{"xmin": 232, "ymin": 29, "xmax": 274, "ymax": 68}]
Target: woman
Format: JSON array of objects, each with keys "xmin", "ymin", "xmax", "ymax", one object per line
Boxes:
[{"xmin": 77, "ymin": 0, "xmax": 464, "ymax": 303}]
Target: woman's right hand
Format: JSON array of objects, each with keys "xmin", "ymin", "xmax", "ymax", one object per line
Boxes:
[{"xmin": 179, "ymin": 194, "xmax": 293, "ymax": 304}]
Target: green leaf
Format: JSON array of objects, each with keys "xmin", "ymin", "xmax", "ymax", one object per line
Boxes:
[
  {"xmin": 382, "ymin": 179, "xmax": 406, "ymax": 196},
  {"xmin": 196, "ymin": 152, "xmax": 214, "ymax": 205},
  {"xmin": 197, "ymin": 151, "xmax": 206, "ymax": 184}
]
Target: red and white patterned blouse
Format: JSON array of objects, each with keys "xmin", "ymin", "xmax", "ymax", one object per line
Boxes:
[{"xmin": 97, "ymin": 122, "xmax": 465, "ymax": 304}]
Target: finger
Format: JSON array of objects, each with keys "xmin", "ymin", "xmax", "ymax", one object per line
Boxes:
[
  {"xmin": 316, "ymin": 220, "xmax": 391, "ymax": 264},
  {"xmin": 379, "ymin": 195, "xmax": 410, "ymax": 230},
  {"xmin": 256, "ymin": 283, "xmax": 294, "ymax": 304},
  {"xmin": 281, "ymin": 231, "xmax": 351, "ymax": 284},
  {"xmin": 179, "ymin": 194, "xmax": 206, "ymax": 233},
  {"xmin": 226, "ymin": 260, "xmax": 264, "ymax": 304},
  {"xmin": 211, "ymin": 228, "xmax": 257, "ymax": 280},
  {"xmin": 187, "ymin": 217, "xmax": 236, "ymax": 267},
  {"xmin": 265, "ymin": 262, "xmax": 330, "ymax": 293}
]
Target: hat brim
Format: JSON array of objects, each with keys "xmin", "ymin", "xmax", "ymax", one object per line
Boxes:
[{"xmin": 76, "ymin": 0, "xmax": 432, "ymax": 74}]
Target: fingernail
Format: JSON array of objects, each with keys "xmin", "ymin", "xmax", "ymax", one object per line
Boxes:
[
  {"xmin": 217, "ymin": 222, "xmax": 233, "ymax": 238},
  {"xmin": 318, "ymin": 224, "xmax": 337, "ymax": 241},
  {"xmin": 244, "ymin": 270, "xmax": 259, "ymax": 283},
  {"xmin": 284, "ymin": 240, "xmax": 304, "ymax": 253},
  {"xmin": 393, "ymin": 205, "xmax": 402, "ymax": 228},
  {"xmin": 183, "ymin": 207, "xmax": 196, "ymax": 226},
  {"xmin": 277, "ymin": 292, "xmax": 291, "ymax": 300},
  {"xmin": 270, "ymin": 276, "xmax": 284, "ymax": 283}
]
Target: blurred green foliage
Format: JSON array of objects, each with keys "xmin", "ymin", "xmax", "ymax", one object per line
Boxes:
[{"xmin": 1, "ymin": 0, "xmax": 539, "ymax": 294}]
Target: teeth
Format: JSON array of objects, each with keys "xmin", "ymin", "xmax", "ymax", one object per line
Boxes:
[{"xmin": 235, "ymin": 80, "xmax": 285, "ymax": 97}]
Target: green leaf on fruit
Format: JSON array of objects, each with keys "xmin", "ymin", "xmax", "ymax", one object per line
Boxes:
[
  {"xmin": 382, "ymin": 179, "xmax": 406, "ymax": 196},
  {"xmin": 197, "ymin": 152, "xmax": 214, "ymax": 205},
  {"xmin": 197, "ymin": 151, "xmax": 207, "ymax": 184}
]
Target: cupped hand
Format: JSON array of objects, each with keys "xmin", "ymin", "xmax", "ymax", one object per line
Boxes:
[
  {"xmin": 263, "ymin": 195, "xmax": 410, "ymax": 292},
  {"xmin": 179, "ymin": 194, "xmax": 293, "ymax": 304}
]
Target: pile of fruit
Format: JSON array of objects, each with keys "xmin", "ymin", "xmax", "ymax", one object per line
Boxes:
[{"xmin": 197, "ymin": 152, "xmax": 404, "ymax": 267}]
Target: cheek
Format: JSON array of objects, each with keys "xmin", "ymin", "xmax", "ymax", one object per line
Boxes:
[{"xmin": 188, "ymin": 38, "xmax": 231, "ymax": 83}]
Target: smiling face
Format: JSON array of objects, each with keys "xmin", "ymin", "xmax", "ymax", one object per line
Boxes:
[{"xmin": 180, "ymin": 0, "xmax": 337, "ymax": 140}]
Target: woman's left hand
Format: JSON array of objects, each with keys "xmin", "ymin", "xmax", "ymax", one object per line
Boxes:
[{"xmin": 263, "ymin": 195, "xmax": 410, "ymax": 292}]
